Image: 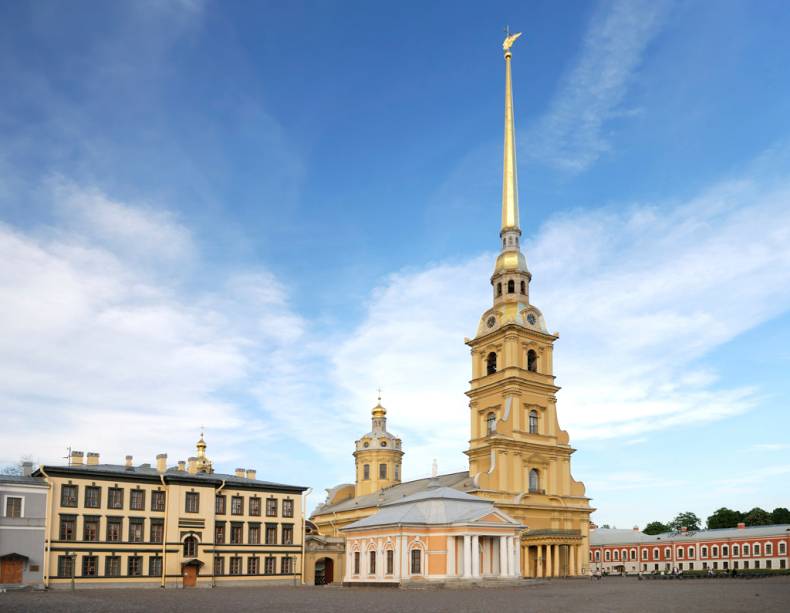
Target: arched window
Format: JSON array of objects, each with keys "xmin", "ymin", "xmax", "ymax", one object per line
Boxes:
[
  {"xmin": 184, "ymin": 535, "xmax": 198, "ymax": 557},
  {"xmin": 507, "ymin": 279, "xmax": 515, "ymax": 294},
  {"xmin": 595, "ymin": 550, "xmax": 600, "ymax": 562},
  {"xmin": 410, "ymin": 548, "xmax": 422, "ymax": 574},
  {"xmin": 520, "ymin": 280, "xmax": 526, "ymax": 295},
  {"xmin": 529, "ymin": 468, "xmax": 540, "ymax": 492},
  {"xmin": 722, "ymin": 545, "xmax": 729, "ymax": 556},
  {"xmin": 527, "ymin": 350, "xmax": 538, "ymax": 372},
  {"xmin": 496, "ymin": 283, "xmax": 502, "ymax": 297},
  {"xmin": 486, "ymin": 352, "xmax": 497, "ymax": 375},
  {"xmin": 529, "ymin": 410, "xmax": 538, "ymax": 434},
  {"xmin": 613, "ymin": 550, "xmax": 619, "ymax": 561},
  {"xmin": 605, "ymin": 550, "xmax": 610, "ymax": 561},
  {"xmin": 486, "ymin": 412, "xmax": 496, "ymax": 435}
]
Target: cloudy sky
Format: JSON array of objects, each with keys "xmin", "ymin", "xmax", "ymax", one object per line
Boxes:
[{"xmin": 2, "ymin": 0, "xmax": 789, "ymax": 528}]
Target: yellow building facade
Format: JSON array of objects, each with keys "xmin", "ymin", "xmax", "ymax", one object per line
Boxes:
[
  {"xmin": 311, "ymin": 34, "xmax": 593, "ymax": 579},
  {"xmin": 35, "ymin": 438, "xmax": 307, "ymax": 588}
]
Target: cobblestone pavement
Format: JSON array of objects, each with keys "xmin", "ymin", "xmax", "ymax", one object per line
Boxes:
[{"xmin": 3, "ymin": 577, "xmax": 790, "ymax": 613}]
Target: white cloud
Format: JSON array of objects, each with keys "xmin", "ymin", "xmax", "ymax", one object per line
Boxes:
[{"xmin": 528, "ymin": 0, "xmax": 671, "ymax": 171}]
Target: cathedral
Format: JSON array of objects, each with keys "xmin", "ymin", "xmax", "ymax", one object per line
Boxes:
[{"xmin": 306, "ymin": 34, "xmax": 593, "ymax": 585}]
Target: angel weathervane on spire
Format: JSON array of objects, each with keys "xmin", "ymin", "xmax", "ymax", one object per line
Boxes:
[{"xmin": 502, "ymin": 26, "xmax": 522, "ymax": 54}]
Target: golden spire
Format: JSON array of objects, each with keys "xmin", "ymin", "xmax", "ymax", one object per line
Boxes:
[{"xmin": 501, "ymin": 30, "xmax": 522, "ymax": 234}]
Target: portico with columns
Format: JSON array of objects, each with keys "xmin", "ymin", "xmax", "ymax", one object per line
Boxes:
[{"xmin": 521, "ymin": 531, "xmax": 584, "ymax": 578}]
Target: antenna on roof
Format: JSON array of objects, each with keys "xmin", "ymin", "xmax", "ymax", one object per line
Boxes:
[{"xmin": 64, "ymin": 446, "xmax": 72, "ymax": 466}]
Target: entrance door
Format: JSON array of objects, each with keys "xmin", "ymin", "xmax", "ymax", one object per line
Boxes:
[
  {"xmin": 182, "ymin": 564, "xmax": 198, "ymax": 587},
  {"xmin": 314, "ymin": 557, "xmax": 334, "ymax": 585},
  {"xmin": 0, "ymin": 558, "xmax": 24, "ymax": 584}
]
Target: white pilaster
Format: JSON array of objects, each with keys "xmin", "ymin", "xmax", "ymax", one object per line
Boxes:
[
  {"xmin": 401, "ymin": 535, "xmax": 409, "ymax": 578},
  {"xmin": 463, "ymin": 534, "xmax": 472, "ymax": 577},
  {"xmin": 447, "ymin": 535, "xmax": 456, "ymax": 577},
  {"xmin": 471, "ymin": 535, "xmax": 480, "ymax": 577}
]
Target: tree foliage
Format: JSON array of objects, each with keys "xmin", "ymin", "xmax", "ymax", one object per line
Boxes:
[
  {"xmin": 770, "ymin": 507, "xmax": 790, "ymax": 524},
  {"xmin": 744, "ymin": 507, "xmax": 771, "ymax": 526},
  {"xmin": 643, "ymin": 521, "xmax": 670, "ymax": 535},
  {"xmin": 707, "ymin": 507, "xmax": 744, "ymax": 529},
  {"xmin": 669, "ymin": 511, "xmax": 701, "ymax": 531}
]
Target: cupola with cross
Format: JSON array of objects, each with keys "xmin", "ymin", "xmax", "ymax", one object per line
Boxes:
[{"xmin": 353, "ymin": 395, "xmax": 404, "ymax": 497}]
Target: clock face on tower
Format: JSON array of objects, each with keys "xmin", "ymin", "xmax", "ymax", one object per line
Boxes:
[
  {"xmin": 527, "ymin": 313, "xmax": 536, "ymax": 325},
  {"xmin": 486, "ymin": 316, "xmax": 496, "ymax": 328}
]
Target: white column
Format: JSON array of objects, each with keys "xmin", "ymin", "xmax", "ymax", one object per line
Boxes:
[
  {"xmin": 509, "ymin": 537, "xmax": 517, "ymax": 577},
  {"xmin": 499, "ymin": 536, "xmax": 508, "ymax": 577},
  {"xmin": 447, "ymin": 536, "xmax": 456, "ymax": 577},
  {"xmin": 463, "ymin": 534, "xmax": 472, "ymax": 578},
  {"xmin": 471, "ymin": 535, "xmax": 480, "ymax": 577}
]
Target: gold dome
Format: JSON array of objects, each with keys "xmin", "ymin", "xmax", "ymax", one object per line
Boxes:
[
  {"xmin": 494, "ymin": 250, "xmax": 528, "ymax": 274},
  {"xmin": 371, "ymin": 403, "xmax": 386, "ymax": 418}
]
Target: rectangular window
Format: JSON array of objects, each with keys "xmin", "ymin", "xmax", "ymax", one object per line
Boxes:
[
  {"xmin": 215, "ymin": 523, "xmax": 226, "ymax": 544},
  {"xmin": 713, "ymin": 562, "xmax": 718, "ymax": 570},
  {"xmin": 230, "ymin": 557, "xmax": 242, "ymax": 575},
  {"xmin": 369, "ymin": 550, "xmax": 376, "ymax": 574},
  {"xmin": 395, "ymin": 464, "xmax": 400, "ymax": 481},
  {"xmin": 84, "ymin": 486, "xmax": 101, "ymax": 509},
  {"xmin": 83, "ymin": 516, "xmax": 99, "ymax": 542},
  {"xmin": 723, "ymin": 561, "xmax": 729, "ymax": 569},
  {"xmin": 386, "ymin": 550, "xmax": 394, "ymax": 575},
  {"xmin": 354, "ymin": 552, "xmax": 360, "ymax": 574},
  {"xmin": 185, "ymin": 492, "xmax": 199, "ymax": 513},
  {"xmin": 230, "ymin": 524, "xmax": 243, "ymax": 544},
  {"xmin": 59, "ymin": 516, "xmax": 76, "ymax": 541},
  {"xmin": 149, "ymin": 556, "xmax": 162, "ymax": 577},
  {"xmin": 780, "ymin": 543, "xmax": 786, "ymax": 555},
  {"xmin": 379, "ymin": 463, "xmax": 387, "ymax": 479},
  {"xmin": 129, "ymin": 518, "xmax": 144, "ymax": 543},
  {"xmin": 722, "ymin": 545, "xmax": 729, "ymax": 556},
  {"xmin": 688, "ymin": 547, "xmax": 695, "ymax": 558},
  {"xmin": 249, "ymin": 497, "xmax": 261, "ymax": 516},
  {"xmin": 105, "ymin": 556, "xmax": 121, "ymax": 577},
  {"xmin": 754, "ymin": 543, "xmax": 761, "ymax": 556},
  {"xmin": 215, "ymin": 495, "xmax": 226, "ymax": 515},
  {"xmin": 265, "ymin": 557, "xmax": 276, "ymax": 575},
  {"xmin": 641, "ymin": 549, "xmax": 647, "ymax": 560},
  {"xmin": 108, "ymin": 487, "xmax": 123, "ymax": 510},
  {"xmin": 653, "ymin": 548, "xmax": 659, "ymax": 560},
  {"xmin": 130, "ymin": 489, "xmax": 145, "ymax": 511},
  {"xmin": 766, "ymin": 560, "xmax": 772, "ymax": 569},
  {"xmin": 363, "ymin": 464, "xmax": 370, "ymax": 480},
  {"xmin": 664, "ymin": 547, "xmax": 671, "ymax": 559},
  {"xmin": 265, "ymin": 523, "xmax": 277, "ymax": 545},
  {"xmin": 57, "ymin": 555, "xmax": 74, "ymax": 578},
  {"xmin": 266, "ymin": 498, "xmax": 278, "ymax": 517},
  {"xmin": 248, "ymin": 557, "xmax": 259, "ymax": 575},
  {"xmin": 781, "ymin": 560, "xmax": 786, "ymax": 569},
  {"xmin": 150, "ymin": 519, "xmax": 164, "ymax": 543},
  {"xmin": 282, "ymin": 524, "xmax": 294, "ymax": 545},
  {"xmin": 214, "ymin": 556, "xmax": 224, "ymax": 576},
  {"xmin": 151, "ymin": 490, "xmax": 166, "ymax": 512},
  {"xmin": 733, "ymin": 545, "xmax": 740, "ymax": 556},
  {"xmin": 712, "ymin": 546, "xmax": 719, "ymax": 557},
  {"xmin": 766, "ymin": 543, "xmax": 773, "ymax": 555},
  {"xmin": 5, "ymin": 496, "xmax": 22, "ymax": 518},
  {"xmin": 677, "ymin": 548, "xmax": 684, "ymax": 559},
  {"xmin": 128, "ymin": 556, "xmax": 143, "ymax": 576},
  {"xmin": 61, "ymin": 484, "xmax": 78, "ymax": 507},
  {"xmin": 703, "ymin": 562, "xmax": 708, "ymax": 569},
  {"xmin": 249, "ymin": 525, "xmax": 261, "ymax": 545},
  {"xmin": 231, "ymin": 496, "xmax": 243, "ymax": 515},
  {"xmin": 281, "ymin": 557, "xmax": 293, "ymax": 574},
  {"xmin": 81, "ymin": 555, "xmax": 98, "ymax": 577},
  {"xmin": 411, "ymin": 549, "xmax": 421, "ymax": 574},
  {"xmin": 701, "ymin": 546, "xmax": 708, "ymax": 558},
  {"xmin": 755, "ymin": 560, "xmax": 760, "ymax": 569},
  {"xmin": 744, "ymin": 544, "xmax": 750, "ymax": 555},
  {"xmin": 744, "ymin": 561, "xmax": 749, "ymax": 569},
  {"xmin": 107, "ymin": 517, "xmax": 122, "ymax": 542},
  {"xmin": 282, "ymin": 499, "xmax": 294, "ymax": 518}
]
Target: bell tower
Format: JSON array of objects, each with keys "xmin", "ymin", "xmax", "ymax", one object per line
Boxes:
[{"xmin": 353, "ymin": 398, "xmax": 404, "ymax": 497}]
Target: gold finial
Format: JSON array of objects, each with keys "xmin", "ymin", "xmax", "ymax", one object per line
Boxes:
[{"xmin": 503, "ymin": 27, "xmax": 522, "ymax": 54}]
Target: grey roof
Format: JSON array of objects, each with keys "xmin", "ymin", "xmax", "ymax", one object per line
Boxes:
[
  {"xmin": 341, "ymin": 486, "xmax": 520, "ymax": 531},
  {"xmin": 311, "ymin": 471, "xmax": 473, "ymax": 516},
  {"xmin": 591, "ymin": 524, "xmax": 790, "ymax": 546},
  {"xmin": 0, "ymin": 474, "xmax": 47, "ymax": 487},
  {"xmin": 35, "ymin": 463, "xmax": 307, "ymax": 492}
]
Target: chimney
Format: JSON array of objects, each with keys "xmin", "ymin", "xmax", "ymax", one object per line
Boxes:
[
  {"xmin": 156, "ymin": 453, "xmax": 167, "ymax": 473},
  {"xmin": 70, "ymin": 451, "xmax": 84, "ymax": 465},
  {"xmin": 177, "ymin": 460, "xmax": 186, "ymax": 471},
  {"xmin": 633, "ymin": 526, "xmax": 640, "ymax": 531},
  {"xmin": 22, "ymin": 461, "xmax": 34, "ymax": 477},
  {"xmin": 86, "ymin": 452, "xmax": 100, "ymax": 465},
  {"xmin": 125, "ymin": 455, "xmax": 133, "ymax": 468},
  {"xmin": 245, "ymin": 469, "xmax": 256, "ymax": 480},
  {"xmin": 737, "ymin": 522, "xmax": 745, "ymax": 529},
  {"xmin": 681, "ymin": 526, "xmax": 688, "ymax": 533},
  {"xmin": 235, "ymin": 468, "xmax": 245, "ymax": 478},
  {"xmin": 187, "ymin": 457, "xmax": 197, "ymax": 474}
]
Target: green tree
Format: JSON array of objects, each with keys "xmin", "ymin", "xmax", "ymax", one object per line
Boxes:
[
  {"xmin": 669, "ymin": 512, "xmax": 701, "ymax": 531},
  {"xmin": 643, "ymin": 521, "xmax": 670, "ymax": 535},
  {"xmin": 744, "ymin": 507, "xmax": 771, "ymax": 526},
  {"xmin": 600, "ymin": 524, "xmax": 611, "ymax": 529},
  {"xmin": 707, "ymin": 507, "xmax": 744, "ymax": 529},
  {"xmin": 770, "ymin": 507, "xmax": 790, "ymax": 524}
]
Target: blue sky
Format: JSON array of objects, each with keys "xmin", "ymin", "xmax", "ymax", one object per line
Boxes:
[{"xmin": 1, "ymin": 0, "xmax": 789, "ymax": 528}]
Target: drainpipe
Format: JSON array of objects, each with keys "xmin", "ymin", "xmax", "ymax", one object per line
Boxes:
[
  {"xmin": 40, "ymin": 467, "xmax": 52, "ymax": 589},
  {"xmin": 160, "ymin": 474, "xmax": 168, "ymax": 588},
  {"xmin": 301, "ymin": 488, "xmax": 312, "ymax": 585},
  {"xmin": 212, "ymin": 480, "xmax": 226, "ymax": 588}
]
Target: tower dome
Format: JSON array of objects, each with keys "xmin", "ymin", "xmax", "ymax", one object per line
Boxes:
[{"xmin": 353, "ymin": 397, "xmax": 404, "ymax": 497}]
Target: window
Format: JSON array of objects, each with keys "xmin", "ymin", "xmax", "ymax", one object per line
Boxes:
[
  {"xmin": 529, "ymin": 410, "xmax": 538, "ymax": 434},
  {"xmin": 743, "ymin": 561, "xmax": 748, "ymax": 569},
  {"xmin": 701, "ymin": 546, "xmax": 708, "ymax": 558},
  {"xmin": 766, "ymin": 543, "xmax": 772, "ymax": 555},
  {"xmin": 520, "ymin": 280, "xmax": 526, "ymax": 295},
  {"xmin": 282, "ymin": 557, "xmax": 293, "ymax": 574},
  {"xmin": 184, "ymin": 535, "xmax": 198, "ymax": 557},
  {"xmin": 230, "ymin": 557, "xmax": 242, "ymax": 575},
  {"xmin": 130, "ymin": 489, "xmax": 145, "ymax": 511},
  {"xmin": 214, "ymin": 556, "xmax": 224, "ymax": 576},
  {"xmin": 486, "ymin": 352, "xmax": 497, "ymax": 375},
  {"xmin": 527, "ymin": 349, "xmax": 538, "ymax": 372},
  {"xmin": 631, "ymin": 549, "xmax": 637, "ymax": 561},
  {"xmin": 754, "ymin": 543, "xmax": 761, "ymax": 556},
  {"xmin": 386, "ymin": 550, "xmax": 394, "ymax": 575},
  {"xmin": 83, "ymin": 516, "xmax": 99, "ymax": 541},
  {"xmin": 642, "ymin": 549, "xmax": 647, "ymax": 560},
  {"xmin": 107, "ymin": 517, "xmax": 122, "ymax": 542},
  {"xmin": 486, "ymin": 412, "xmax": 496, "ymax": 434},
  {"xmin": 59, "ymin": 516, "xmax": 76, "ymax": 540},
  {"xmin": 395, "ymin": 464, "xmax": 401, "ymax": 481},
  {"xmin": 595, "ymin": 550, "xmax": 600, "ymax": 561},
  {"xmin": 231, "ymin": 495, "xmax": 243, "ymax": 515},
  {"xmin": 722, "ymin": 545, "xmax": 729, "ymax": 556},
  {"xmin": 779, "ymin": 542, "xmax": 786, "ymax": 555},
  {"xmin": 410, "ymin": 549, "xmax": 421, "ymax": 574},
  {"xmin": 282, "ymin": 499, "xmax": 294, "ymax": 518},
  {"xmin": 249, "ymin": 497, "xmax": 261, "ymax": 516},
  {"xmin": 282, "ymin": 524, "xmax": 294, "ymax": 545},
  {"xmin": 57, "ymin": 555, "xmax": 74, "ymax": 578},
  {"xmin": 84, "ymin": 486, "xmax": 100, "ymax": 509},
  {"xmin": 266, "ymin": 498, "xmax": 278, "ymax": 517},
  {"xmin": 677, "ymin": 548, "xmax": 683, "ymax": 559},
  {"xmin": 688, "ymin": 547, "xmax": 695, "ymax": 558},
  {"xmin": 379, "ymin": 463, "xmax": 387, "ymax": 479},
  {"xmin": 664, "ymin": 547, "xmax": 671, "ymax": 559},
  {"xmin": 105, "ymin": 556, "xmax": 120, "ymax": 577},
  {"xmin": 496, "ymin": 283, "xmax": 502, "ymax": 297},
  {"xmin": 712, "ymin": 545, "xmax": 719, "ymax": 557},
  {"xmin": 369, "ymin": 550, "xmax": 376, "ymax": 574},
  {"xmin": 216, "ymin": 494, "xmax": 227, "ymax": 514},
  {"xmin": 266, "ymin": 523, "xmax": 277, "ymax": 545},
  {"xmin": 507, "ymin": 279, "xmax": 515, "ymax": 294},
  {"xmin": 129, "ymin": 517, "xmax": 144, "ymax": 543},
  {"xmin": 354, "ymin": 551, "xmax": 360, "ymax": 574},
  {"xmin": 265, "ymin": 557, "xmax": 276, "ymax": 575},
  {"xmin": 128, "ymin": 556, "xmax": 143, "ymax": 577},
  {"xmin": 108, "ymin": 487, "xmax": 123, "ymax": 509},
  {"xmin": 82, "ymin": 555, "xmax": 98, "ymax": 577},
  {"xmin": 249, "ymin": 524, "xmax": 261, "ymax": 545},
  {"xmin": 4, "ymin": 496, "xmax": 22, "ymax": 518},
  {"xmin": 363, "ymin": 464, "xmax": 370, "ymax": 480},
  {"xmin": 248, "ymin": 557, "xmax": 259, "ymax": 575},
  {"xmin": 185, "ymin": 492, "xmax": 199, "ymax": 513},
  {"xmin": 743, "ymin": 544, "xmax": 750, "ymax": 556},
  {"xmin": 755, "ymin": 560, "xmax": 760, "ymax": 569},
  {"xmin": 231, "ymin": 523, "xmax": 243, "ymax": 544},
  {"xmin": 781, "ymin": 560, "xmax": 787, "ymax": 569},
  {"xmin": 733, "ymin": 545, "xmax": 739, "ymax": 556},
  {"xmin": 61, "ymin": 484, "xmax": 78, "ymax": 507},
  {"xmin": 151, "ymin": 519, "xmax": 164, "ymax": 544},
  {"xmin": 529, "ymin": 468, "xmax": 540, "ymax": 493},
  {"xmin": 653, "ymin": 548, "xmax": 659, "ymax": 560},
  {"xmin": 215, "ymin": 522, "xmax": 226, "ymax": 544},
  {"xmin": 149, "ymin": 556, "xmax": 162, "ymax": 577},
  {"xmin": 151, "ymin": 490, "xmax": 165, "ymax": 512}
]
